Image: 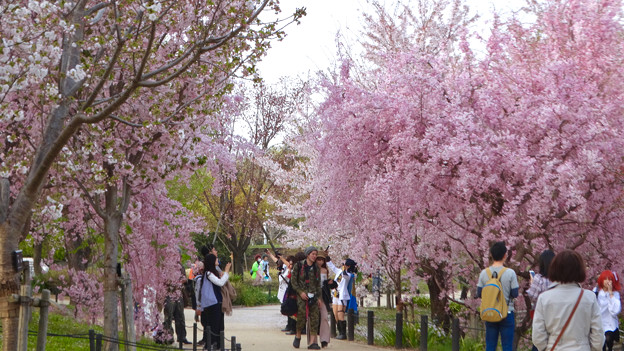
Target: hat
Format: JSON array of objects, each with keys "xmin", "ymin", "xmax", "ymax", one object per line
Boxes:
[
  {"xmin": 316, "ymin": 251, "xmax": 326, "ymax": 260},
  {"xmin": 304, "ymin": 246, "xmax": 318, "ymax": 257},
  {"xmin": 345, "ymin": 259, "xmax": 356, "ymax": 267}
]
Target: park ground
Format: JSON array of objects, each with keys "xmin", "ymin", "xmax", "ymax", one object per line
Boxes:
[{"xmin": 180, "ymin": 304, "xmax": 387, "ymax": 351}]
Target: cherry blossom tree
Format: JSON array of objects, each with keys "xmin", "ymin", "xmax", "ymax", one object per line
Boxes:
[
  {"xmin": 294, "ymin": 0, "xmax": 624, "ymax": 338},
  {"xmin": 0, "ymin": 1, "xmax": 304, "ymax": 349}
]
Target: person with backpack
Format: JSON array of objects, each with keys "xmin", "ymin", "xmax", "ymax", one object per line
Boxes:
[
  {"xmin": 195, "ymin": 254, "xmax": 231, "ymax": 351},
  {"xmin": 476, "ymin": 241, "xmax": 519, "ymax": 351},
  {"xmin": 291, "ymin": 246, "xmax": 322, "ymax": 350}
]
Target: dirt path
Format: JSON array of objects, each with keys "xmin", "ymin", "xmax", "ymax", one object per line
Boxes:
[{"xmin": 181, "ymin": 305, "xmax": 389, "ymax": 350}]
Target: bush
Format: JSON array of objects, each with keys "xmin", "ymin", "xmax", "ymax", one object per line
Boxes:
[
  {"xmin": 33, "ymin": 269, "xmax": 67, "ymax": 295},
  {"xmin": 229, "ymin": 274, "xmax": 279, "ymax": 306},
  {"xmin": 413, "ymin": 295, "xmax": 431, "ymax": 309},
  {"xmin": 377, "ymin": 320, "xmax": 483, "ymax": 350}
]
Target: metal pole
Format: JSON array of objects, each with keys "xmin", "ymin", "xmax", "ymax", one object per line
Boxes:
[
  {"xmin": 206, "ymin": 327, "xmax": 211, "ymax": 350},
  {"xmin": 35, "ymin": 289, "xmax": 51, "ymax": 351},
  {"xmin": 220, "ymin": 330, "xmax": 225, "ymax": 351},
  {"xmin": 367, "ymin": 310, "xmax": 374, "ymax": 345},
  {"xmin": 420, "ymin": 315, "xmax": 428, "ymax": 351},
  {"xmin": 395, "ymin": 313, "xmax": 403, "ymax": 349},
  {"xmin": 330, "ymin": 310, "xmax": 336, "ymax": 338},
  {"xmin": 193, "ymin": 323, "xmax": 197, "ymax": 351},
  {"xmin": 231, "ymin": 336, "xmax": 236, "ymax": 351},
  {"xmin": 96, "ymin": 334, "xmax": 103, "ymax": 351},
  {"xmin": 452, "ymin": 317, "xmax": 460, "ymax": 351},
  {"xmin": 89, "ymin": 329, "xmax": 96, "ymax": 351},
  {"xmin": 347, "ymin": 309, "xmax": 354, "ymax": 341}
]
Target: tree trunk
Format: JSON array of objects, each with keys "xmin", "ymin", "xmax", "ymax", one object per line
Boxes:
[
  {"xmin": 33, "ymin": 239, "xmax": 43, "ymax": 276},
  {"xmin": 426, "ymin": 267, "xmax": 450, "ymax": 331},
  {"xmin": 232, "ymin": 248, "xmax": 246, "ymax": 276},
  {"xmin": 103, "ymin": 213, "xmax": 121, "ymax": 351},
  {"xmin": 394, "ymin": 269, "xmax": 402, "ymax": 313},
  {"xmin": 66, "ymin": 233, "xmax": 91, "ymax": 272},
  {"xmin": 0, "ymin": 222, "xmax": 20, "ymax": 351}
]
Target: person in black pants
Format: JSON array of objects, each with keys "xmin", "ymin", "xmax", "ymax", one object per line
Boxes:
[{"xmin": 195, "ymin": 254, "xmax": 231, "ymax": 350}]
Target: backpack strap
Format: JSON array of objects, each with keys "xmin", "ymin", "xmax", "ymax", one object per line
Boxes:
[
  {"xmin": 551, "ymin": 288, "xmax": 584, "ymax": 351},
  {"xmin": 487, "ymin": 267, "xmax": 507, "ymax": 280},
  {"xmin": 498, "ymin": 267, "xmax": 508, "ymax": 280}
]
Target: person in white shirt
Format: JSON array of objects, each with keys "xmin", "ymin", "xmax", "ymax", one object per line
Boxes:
[
  {"xmin": 596, "ymin": 270, "xmax": 621, "ymax": 351},
  {"xmin": 325, "ymin": 253, "xmax": 356, "ymax": 340},
  {"xmin": 195, "ymin": 254, "xmax": 231, "ymax": 351},
  {"xmin": 532, "ymin": 250, "xmax": 604, "ymax": 351}
]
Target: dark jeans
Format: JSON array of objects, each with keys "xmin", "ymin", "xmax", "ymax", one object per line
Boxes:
[
  {"xmin": 163, "ymin": 297, "xmax": 186, "ymax": 342},
  {"xmin": 201, "ymin": 303, "xmax": 224, "ymax": 348},
  {"xmin": 485, "ymin": 311, "xmax": 514, "ymax": 351}
]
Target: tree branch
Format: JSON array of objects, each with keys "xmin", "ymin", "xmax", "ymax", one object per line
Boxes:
[{"xmin": 73, "ymin": 177, "xmax": 105, "ymax": 218}]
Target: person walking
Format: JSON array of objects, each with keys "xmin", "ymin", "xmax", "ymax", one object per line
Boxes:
[
  {"xmin": 195, "ymin": 254, "xmax": 231, "ymax": 351},
  {"xmin": 476, "ymin": 241, "xmax": 519, "ymax": 351},
  {"xmin": 316, "ymin": 251, "xmax": 332, "ymax": 348},
  {"xmin": 596, "ymin": 270, "xmax": 621, "ymax": 351},
  {"xmin": 291, "ymin": 246, "xmax": 322, "ymax": 350},
  {"xmin": 526, "ymin": 249, "xmax": 555, "ymax": 351},
  {"xmin": 532, "ymin": 250, "xmax": 604, "ymax": 350}
]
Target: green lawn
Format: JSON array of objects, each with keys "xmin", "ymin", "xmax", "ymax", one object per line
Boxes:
[{"xmin": 0, "ymin": 309, "xmax": 166, "ymax": 350}]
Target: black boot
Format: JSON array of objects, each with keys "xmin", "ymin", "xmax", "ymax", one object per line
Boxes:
[
  {"xmin": 335, "ymin": 321, "xmax": 346, "ymax": 340},
  {"xmin": 286, "ymin": 318, "xmax": 297, "ymax": 335}
]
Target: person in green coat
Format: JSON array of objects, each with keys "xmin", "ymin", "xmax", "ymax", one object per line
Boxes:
[{"xmin": 250, "ymin": 254, "xmax": 262, "ymax": 282}]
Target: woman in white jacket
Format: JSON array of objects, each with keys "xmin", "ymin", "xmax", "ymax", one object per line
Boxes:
[
  {"xmin": 532, "ymin": 250, "xmax": 604, "ymax": 351},
  {"xmin": 596, "ymin": 270, "xmax": 621, "ymax": 351}
]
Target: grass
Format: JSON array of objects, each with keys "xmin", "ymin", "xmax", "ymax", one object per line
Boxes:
[{"xmin": 0, "ymin": 309, "xmax": 166, "ymax": 350}]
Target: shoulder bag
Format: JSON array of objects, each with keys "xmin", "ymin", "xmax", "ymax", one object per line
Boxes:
[{"xmin": 550, "ymin": 288, "xmax": 584, "ymax": 351}]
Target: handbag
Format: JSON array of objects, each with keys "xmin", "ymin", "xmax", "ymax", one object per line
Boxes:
[
  {"xmin": 550, "ymin": 288, "xmax": 584, "ymax": 351},
  {"xmin": 280, "ymin": 296, "xmax": 297, "ymax": 316},
  {"xmin": 280, "ymin": 280, "xmax": 298, "ymax": 316}
]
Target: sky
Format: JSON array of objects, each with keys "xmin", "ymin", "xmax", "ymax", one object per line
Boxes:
[{"xmin": 257, "ymin": 0, "xmax": 526, "ymax": 83}]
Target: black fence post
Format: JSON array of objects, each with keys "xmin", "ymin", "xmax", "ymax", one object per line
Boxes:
[
  {"xmin": 89, "ymin": 329, "xmax": 96, "ymax": 351},
  {"xmin": 95, "ymin": 334, "xmax": 103, "ymax": 351},
  {"xmin": 395, "ymin": 313, "xmax": 403, "ymax": 349},
  {"xmin": 220, "ymin": 330, "xmax": 225, "ymax": 351},
  {"xmin": 330, "ymin": 310, "xmax": 336, "ymax": 338},
  {"xmin": 420, "ymin": 315, "xmax": 428, "ymax": 351},
  {"xmin": 367, "ymin": 310, "xmax": 374, "ymax": 345},
  {"xmin": 347, "ymin": 309, "xmax": 355, "ymax": 341},
  {"xmin": 206, "ymin": 327, "xmax": 212, "ymax": 350},
  {"xmin": 231, "ymin": 336, "xmax": 236, "ymax": 351},
  {"xmin": 452, "ymin": 318, "xmax": 460, "ymax": 351},
  {"xmin": 193, "ymin": 322, "xmax": 197, "ymax": 351}
]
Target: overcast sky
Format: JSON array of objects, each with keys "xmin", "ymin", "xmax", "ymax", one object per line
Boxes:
[{"xmin": 257, "ymin": 0, "xmax": 526, "ymax": 83}]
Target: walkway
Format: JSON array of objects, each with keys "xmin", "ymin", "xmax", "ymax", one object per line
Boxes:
[{"xmin": 182, "ymin": 305, "xmax": 387, "ymax": 350}]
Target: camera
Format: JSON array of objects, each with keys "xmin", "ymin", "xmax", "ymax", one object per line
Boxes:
[{"xmin": 307, "ymin": 296, "xmax": 318, "ymax": 306}]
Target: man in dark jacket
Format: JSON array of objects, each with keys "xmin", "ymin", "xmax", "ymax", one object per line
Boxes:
[{"xmin": 291, "ymin": 246, "xmax": 322, "ymax": 350}]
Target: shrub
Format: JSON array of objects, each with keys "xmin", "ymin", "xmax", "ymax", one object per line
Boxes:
[
  {"xmin": 413, "ymin": 295, "xmax": 431, "ymax": 308},
  {"xmin": 229, "ymin": 274, "xmax": 279, "ymax": 306}
]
